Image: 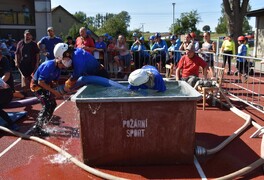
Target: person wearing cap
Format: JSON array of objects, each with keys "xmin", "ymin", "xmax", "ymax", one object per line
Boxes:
[
  {"xmin": 221, "ymin": 34, "xmax": 235, "ymax": 75},
  {"xmin": 176, "ymin": 43, "xmax": 207, "ymax": 87},
  {"xmin": 128, "ymin": 65, "xmax": 166, "ymax": 92},
  {"xmin": 148, "ymin": 35, "xmax": 155, "ymax": 49},
  {"xmin": 151, "ymin": 32, "xmax": 168, "ymax": 71},
  {"xmin": 190, "ymin": 32, "xmax": 200, "ymax": 52},
  {"xmin": 15, "ymin": 29, "xmax": 40, "ymax": 96},
  {"xmin": 130, "ymin": 36, "xmax": 150, "ymax": 69},
  {"xmin": 107, "ymin": 36, "xmax": 118, "ymax": 77},
  {"xmin": 167, "ymin": 35, "xmax": 181, "ymax": 69},
  {"xmin": 37, "ymin": 27, "xmax": 63, "ymax": 60},
  {"xmin": 30, "ymin": 43, "xmax": 72, "ymax": 136},
  {"xmin": 94, "ymin": 35, "xmax": 107, "ymax": 64},
  {"xmin": 75, "ymin": 27, "xmax": 95, "ymax": 54},
  {"xmin": 236, "ymin": 36, "xmax": 248, "ymax": 83}
]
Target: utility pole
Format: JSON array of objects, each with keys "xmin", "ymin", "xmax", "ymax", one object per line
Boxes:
[
  {"xmin": 172, "ymin": 3, "xmax": 175, "ymax": 35},
  {"xmin": 140, "ymin": 23, "xmax": 145, "ymax": 35}
]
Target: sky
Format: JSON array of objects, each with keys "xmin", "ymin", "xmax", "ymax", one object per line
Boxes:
[{"xmin": 51, "ymin": 0, "xmax": 264, "ymax": 33}]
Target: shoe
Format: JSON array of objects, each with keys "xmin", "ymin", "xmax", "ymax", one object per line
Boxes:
[{"xmin": 31, "ymin": 126, "xmax": 49, "ymax": 137}]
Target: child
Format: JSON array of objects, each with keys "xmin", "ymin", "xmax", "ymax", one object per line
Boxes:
[
  {"xmin": 30, "ymin": 43, "xmax": 72, "ymax": 136},
  {"xmin": 236, "ymin": 36, "xmax": 248, "ymax": 83}
]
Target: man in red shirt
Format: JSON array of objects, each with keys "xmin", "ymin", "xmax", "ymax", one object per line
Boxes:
[
  {"xmin": 75, "ymin": 27, "xmax": 95, "ymax": 54},
  {"xmin": 176, "ymin": 43, "xmax": 207, "ymax": 87}
]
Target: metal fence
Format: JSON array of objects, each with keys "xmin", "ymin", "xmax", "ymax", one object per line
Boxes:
[{"xmin": 98, "ymin": 49, "xmax": 264, "ymax": 113}]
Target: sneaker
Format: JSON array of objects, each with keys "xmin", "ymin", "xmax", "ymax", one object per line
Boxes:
[{"xmin": 31, "ymin": 126, "xmax": 49, "ymax": 137}]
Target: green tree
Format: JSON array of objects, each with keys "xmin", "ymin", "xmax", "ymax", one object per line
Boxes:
[
  {"xmin": 171, "ymin": 10, "xmax": 201, "ymax": 35},
  {"xmin": 96, "ymin": 11, "xmax": 131, "ymax": 37},
  {"xmin": 74, "ymin": 11, "xmax": 87, "ymax": 23},
  {"xmin": 216, "ymin": 1, "xmax": 252, "ymax": 36}
]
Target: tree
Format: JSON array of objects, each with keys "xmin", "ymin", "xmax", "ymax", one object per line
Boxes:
[
  {"xmin": 74, "ymin": 11, "xmax": 87, "ymax": 23},
  {"xmin": 171, "ymin": 10, "xmax": 201, "ymax": 35},
  {"xmin": 96, "ymin": 11, "xmax": 131, "ymax": 37},
  {"xmin": 222, "ymin": 0, "xmax": 251, "ymax": 52},
  {"xmin": 202, "ymin": 25, "xmax": 211, "ymax": 32}
]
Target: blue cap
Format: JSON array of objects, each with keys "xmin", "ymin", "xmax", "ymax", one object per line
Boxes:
[
  {"xmin": 132, "ymin": 32, "xmax": 138, "ymax": 37},
  {"xmin": 149, "ymin": 35, "xmax": 155, "ymax": 40},
  {"xmin": 170, "ymin": 35, "xmax": 177, "ymax": 40},
  {"xmin": 86, "ymin": 30, "xmax": 91, "ymax": 35},
  {"xmin": 139, "ymin": 37, "xmax": 144, "ymax": 41},
  {"xmin": 154, "ymin": 32, "xmax": 161, "ymax": 37},
  {"xmin": 103, "ymin": 33, "xmax": 109, "ymax": 37},
  {"xmin": 108, "ymin": 36, "xmax": 113, "ymax": 40}
]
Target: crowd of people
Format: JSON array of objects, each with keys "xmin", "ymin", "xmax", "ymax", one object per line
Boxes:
[{"xmin": 0, "ymin": 27, "xmax": 252, "ymax": 136}]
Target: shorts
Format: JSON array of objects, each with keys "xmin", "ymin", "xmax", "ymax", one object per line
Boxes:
[{"xmin": 118, "ymin": 54, "xmax": 132, "ymax": 67}]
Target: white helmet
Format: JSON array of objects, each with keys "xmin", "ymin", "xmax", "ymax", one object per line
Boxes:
[
  {"xmin": 128, "ymin": 69, "xmax": 149, "ymax": 86},
  {"xmin": 54, "ymin": 43, "xmax": 69, "ymax": 60}
]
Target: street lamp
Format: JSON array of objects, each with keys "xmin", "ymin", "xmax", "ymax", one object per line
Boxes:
[{"xmin": 172, "ymin": 3, "xmax": 175, "ymax": 35}]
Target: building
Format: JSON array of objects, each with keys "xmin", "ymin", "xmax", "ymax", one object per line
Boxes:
[
  {"xmin": 51, "ymin": 5, "xmax": 82, "ymax": 39},
  {"xmin": 247, "ymin": 8, "xmax": 264, "ymax": 58},
  {"xmin": 0, "ymin": 0, "xmax": 51, "ymax": 41}
]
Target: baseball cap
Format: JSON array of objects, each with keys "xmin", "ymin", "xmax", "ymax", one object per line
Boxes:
[
  {"xmin": 24, "ymin": 29, "xmax": 31, "ymax": 34},
  {"xmin": 128, "ymin": 69, "xmax": 149, "ymax": 86},
  {"xmin": 170, "ymin": 35, "xmax": 177, "ymax": 40},
  {"xmin": 47, "ymin": 27, "xmax": 54, "ymax": 31}
]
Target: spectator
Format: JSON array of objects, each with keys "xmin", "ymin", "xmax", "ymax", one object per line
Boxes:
[
  {"xmin": 66, "ymin": 36, "xmax": 75, "ymax": 49},
  {"xmin": 179, "ymin": 33, "xmax": 192, "ymax": 52},
  {"xmin": 107, "ymin": 36, "xmax": 118, "ymax": 77},
  {"xmin": 37, "ymin": 27, "xmax": 63, "ymax": 60},
  {"xmin": 94, "ymin": 35, "xmax": 107, "ymax": 64},
  {"xmin": 128, "ymin": 65, "xmax": 166, "ymax": 92},
  {"xmin": 221, "ymin": 34, "xmax": 235, "ymax": 75},
  {"xmin": 151, "ymin": 32, "xmax": 168, "ymax": 71},
  {"xmin": 190, "ymin": 32, "xmax": 200, "ymax": 52},
  {"xmin": 0, "ymin": 78, "xmax": 19, "ymax": 130},
  {"xmin": 236, "ymin": 36, "xmax": 248, "ymax": 83},
  {"xmin": 167, "ymin": 35, "xmax": 181, "ymax": 69},
  {"xmin": 114, "ymin": 34, "xmax": 132, "ymax": 79},
  {"xmin": 15, "ymin": 30, "xmax": 40, "ymax": 96},
  {"xmin": 30, "ymin": 43, "xmax": 72, "ymax": 136},
  {"xmin": 1, "ymin": 48, "xmax": 24, "ymax": 99},
  {"xmin": 130, "ymin": 36, "xmax": 150, "ymax": 69},
  {"xmin": 199, "ymin": 32, "xmax": 216, "ymax": 78},
  {"xmin": 176, "ymin": 43, "xmax": 207, "ymax": 87},
  {"xmin": 75, "ymin": 27, "xmax": 95, "ymax": 54}
]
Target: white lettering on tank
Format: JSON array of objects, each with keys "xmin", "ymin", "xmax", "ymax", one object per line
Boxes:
[{"xmin": 122, "ymin": 119, "xmax": 148, "ymax": 138}]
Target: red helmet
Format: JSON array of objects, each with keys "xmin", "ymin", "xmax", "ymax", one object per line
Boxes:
[
  {"xmin": 237, "ymin": 36, "xmax": 245, "ymax": 41},
  {"xmin": 190, "ymin": 32, "xmax": 196, "ymax": 38}
]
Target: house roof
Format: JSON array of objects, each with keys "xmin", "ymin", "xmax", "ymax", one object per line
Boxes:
[
  {"xmin": 51, "ymin": 5, "xmax": 98, "ymax": 39},
  {"xmin": 52, "ymin": 5, "xmax": 83, "ymax": 24},
  {"xmin": 247, "ymin": 8, "xmax": 264, "ymax": 17}
]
